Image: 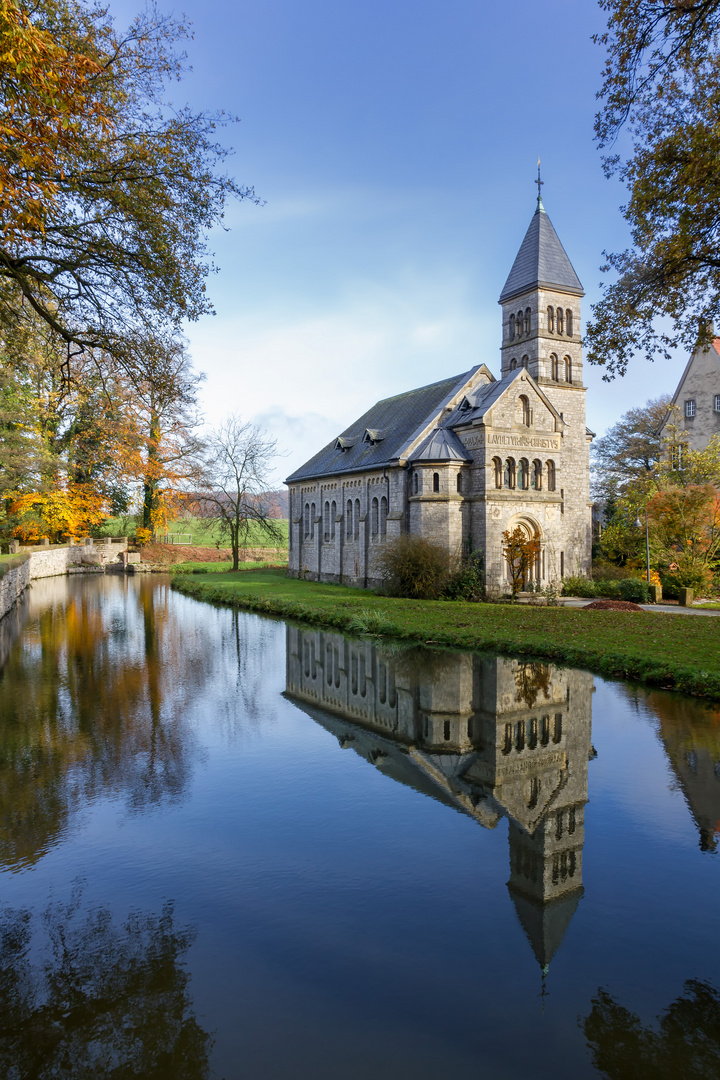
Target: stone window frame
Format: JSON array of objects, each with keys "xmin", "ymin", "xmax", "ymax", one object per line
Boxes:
[
  {"xmin": 556, "ymin": 307, "xmax": 564, "ymax": 335},
  {"xmin": 509, "ymin": 313, "xmax": 516, "ymax": 341},
  {"xmin": 566, "ymin": 308, "xmax": 573, "ymax": 337},
  {"xmin": 493, "ymin": 457, "xmax": 503, "ymax": 489},
  {"xmin": 547, "ymin": 306, "xmax": 555, "ymax": 333},
  {"xmin": 564, "ymin": 355, "xmax": 573, "ymax": 384}
]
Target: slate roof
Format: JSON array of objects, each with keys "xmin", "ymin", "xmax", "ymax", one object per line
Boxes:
[
  {"xmin": 408, "ymin": 426, "xmax": 471, "ymax": 463},
  {"xmin": 285, "ymin": 371, "xmax": 472, "ymax": 483},
  {"xmin": 500, "ymin": 201, "xmax": 583, "ymax": 303}
]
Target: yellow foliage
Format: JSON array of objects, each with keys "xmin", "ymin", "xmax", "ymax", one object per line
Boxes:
[{"xmin": 10, "ymin": 485, "xmax": 107, "ymax": 542}]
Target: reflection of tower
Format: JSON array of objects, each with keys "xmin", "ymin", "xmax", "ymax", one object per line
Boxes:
[{"xmin": 285, "ymin": 628, "xmax": 594, "ymax": 970}]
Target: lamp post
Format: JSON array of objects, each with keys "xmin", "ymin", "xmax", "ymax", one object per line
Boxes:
[{"xmin": 634, "ymin": 508, "xmax": 651, "ymax": 584}]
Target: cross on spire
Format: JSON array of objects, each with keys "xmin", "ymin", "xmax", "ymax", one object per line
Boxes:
[{"xmin": 536, "ymin": 159, "xmax": 544, "ymax": 210}]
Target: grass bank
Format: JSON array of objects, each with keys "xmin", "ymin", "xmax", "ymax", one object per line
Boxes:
[
  {"xmin": 167, "ymin": 560, "xmax": 288, "ymax": 574},
  {"xmin": 99, "ymin": 516, "xmax": 289, "ymax": 548},
  {"xmin": 171, "ymin": 569, "xmax": 720, "ymax": 700}
]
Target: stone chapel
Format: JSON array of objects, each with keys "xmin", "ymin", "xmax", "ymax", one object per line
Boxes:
[{"xmin": 285, "ymin": 190, "xmax": 593, "ymax": 593}]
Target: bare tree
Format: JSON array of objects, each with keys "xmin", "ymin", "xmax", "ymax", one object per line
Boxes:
[{"xmin": 200, "ymin": 417, "xmax": 283, "ymax": 570}]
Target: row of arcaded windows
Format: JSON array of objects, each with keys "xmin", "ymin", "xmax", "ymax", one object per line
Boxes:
[
  {"xmin": 502, "ymin": 714, "xmax": 563, "ymax": 754},
  {"xmin": 412, "ymin": 471, "xmax": 465, "ymax": 494},
  {"xmin": 550, "ymin": 353, "xmax": 573, "ymax": 383},
  {"xmin": 509, "ymin": 307, "xmax": 531, "ymax": 341},
  {"xmin": 323, "ymin": 500, "xmax": 337, "ymax": 542},
  {"xmin": 547, "ymin": 306, "xmax": 573, "ymax": 336},
  {"xmin": 492, "ymin": 457, "xmax": 555, "ymax": 491},
  {"xmin": 509, "ymin": 356, "xmax": 529, "ymax": 371},
  {"xmin": 344, "ymin": 496, "xmax": 387, "ymax": 540},
  {"xmin": 303, "ymin": 501, "xmax": 317, "ymax": 539}
]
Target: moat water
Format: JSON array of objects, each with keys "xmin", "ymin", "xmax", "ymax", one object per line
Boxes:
[{"xmin": 0, "ymin": 574, "xmax": 718, "ymax": 1079}]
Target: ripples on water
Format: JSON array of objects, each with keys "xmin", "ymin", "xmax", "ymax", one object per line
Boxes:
[{"xmin": 0, "ymin": 575, "xmax": 718, "ymax": 1079}]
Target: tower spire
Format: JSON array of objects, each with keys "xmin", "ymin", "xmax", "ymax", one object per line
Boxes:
[{"xmin": 536, "ymin": 159, "xmax": 545, "ymax": 212}]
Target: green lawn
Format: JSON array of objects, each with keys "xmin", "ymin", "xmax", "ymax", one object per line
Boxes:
[
  {"xmin": 166, "ymin": 559, "xmax": 288, "ymax": 573},
  {"xmin": 99, "ymin": 516, "xmax": 289, "ymax": 548},
  {"xmin": 171, "ymin": 569, "xmax": 720, "ymax": 700}
]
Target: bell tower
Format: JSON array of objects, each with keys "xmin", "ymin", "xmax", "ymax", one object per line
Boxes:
[
  {"xmin": 498, "ymin": 168, "xmax": 584, "ymax": 390},
  {"xmin": 495, "ymin": 171, "xmax": 592, "ymax": 579}
]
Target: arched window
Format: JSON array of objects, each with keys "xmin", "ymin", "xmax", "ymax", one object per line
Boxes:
[
  {"xmin": 546, "ymin": 460, "xmax": 556, "ymax": 491},
  {"xmin": 547, "ymin": 306, "xmax": 555, "ymax": 333},
  {"xmin": 566, "ymin": 309, "xmax": 573, "ymax": 337},
  {"xmin": 565, "ymin": 355, "xmax": 573, "ymax": 384},
  {"xmin": 433, "ymin": 472, "xmax": 440, "ymax": 493},
  {"xmin": 354, "ymin": 499, "xmax": 360, "ymax": 540},
  {"xmin": 310, "ymin": 502, "xmax": 316, "ymax": 539},
  {"xmin": 380, "ymin": 496, "xmax": 387, "ymax": 536},
  {"xmin": 521, "ymin": 355, "xmax": 529, "ymax": 369},
  {"xmin": 493, "ymin": 457, "xmax": 502, "ymax": 489},
  {"xmin": 346, "ymin": 499, "xmax": 352, "ymax": 538},
  {"xmin": 517, "ymin": 310, "xmax": 524, "ymax": 336},
  {"xmin": 518, "ymin": 458, "xmax": 529, "ymax": 489},
  {"xmin": 456, "ymin": 471, "xmax": 462, "ymax": 493},
  {"xmin": 413, "ymin": 471, "xmax": 419, "ymax": 495},
  {"xmin": 524, "ymin": 307, "xmax": 531, "ymax": 335},
  {"xmin": 509, "ymin": 313, "xmax": 515, "ymax": 340},
  {"xmin": 324, "ymin": 500, "xmax": 330, "ymax": 542},
  {"xmin": 331, "ymin": 500, "xmax": 336, "ymax": 539},
  {"xmin": 504, "ymin": 458, "xmax": 516, "ymax": 489},
  {"xmin": 557, "ymin": 307, "xmax": 564, "ymax": 335},
  {"xmin": 510, "ymin": 357, "xmax": 517, "ymax": 370},
  {"xmin": 519, "ymin": 394, "xmax": 530, "ymax": 426},
  {"xmin": 550, "ymin": 353, "xmax": 559, "ymax": 380},
  {"xmin": 303, "ymin": 502, "xmax": 310, "ymax": 539},
  {"xmin": 531, "ymin": 459, "xmax": 542, "ymax": 490},
  {"xmin": 371, "ymin": 496, "xmax": 378, "ymax": 537}
]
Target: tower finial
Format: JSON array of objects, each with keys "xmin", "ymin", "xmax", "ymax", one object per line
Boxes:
[{"xmin": 536, "ymin": 158, "xmax": 545, "ymax": 212}]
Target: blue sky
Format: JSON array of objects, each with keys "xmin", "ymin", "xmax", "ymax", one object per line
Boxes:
[{"xmin": 113, "ymin": 0, "xmax": 683, "ymax": 480}]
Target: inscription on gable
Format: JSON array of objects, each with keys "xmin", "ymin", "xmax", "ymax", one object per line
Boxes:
[{"xmin": 460, "ymin": 432, "xmax": 562, "ymax": 451}]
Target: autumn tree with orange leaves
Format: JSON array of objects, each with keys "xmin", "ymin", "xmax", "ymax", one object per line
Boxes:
[{"xmin": 0, "ymin": 0, "xmax": 247, "ymax": 543}]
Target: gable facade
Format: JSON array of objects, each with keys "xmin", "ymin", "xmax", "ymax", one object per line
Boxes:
[
  {"xmin": 659, "ymin": 337, "xmax": 720, "ymax": 453},
  {"xmin": 285, "ymin": 194, "xmax": 593, "ymax": 594}
]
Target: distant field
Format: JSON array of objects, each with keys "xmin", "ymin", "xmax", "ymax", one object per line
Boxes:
[{"xmin": 99, "ymin": 516, "xmax": 289, "ymax": 549}]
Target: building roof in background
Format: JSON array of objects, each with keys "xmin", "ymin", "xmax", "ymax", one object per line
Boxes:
[{"xmin": 500, "ymin": 202, "xmax": 584, "ymax": 303}]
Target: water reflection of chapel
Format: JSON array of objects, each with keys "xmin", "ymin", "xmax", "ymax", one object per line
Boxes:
[{"xmin": 285, "ymin": 627, "xmax": 594, "ymax": 972}]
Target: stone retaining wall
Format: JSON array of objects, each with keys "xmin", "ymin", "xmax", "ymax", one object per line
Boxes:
[
  {"xmin": 0, "ymin": 539, "xmax": 128, "ymax": 621},
  {"xmin": 0, "ymin": 557, "xmax": 31, "ymax": 622}
]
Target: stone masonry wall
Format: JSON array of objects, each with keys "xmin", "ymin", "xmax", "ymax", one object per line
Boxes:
[{"xmin": 0, "ymin": 540, "xmax": 128, "ymax": 621}]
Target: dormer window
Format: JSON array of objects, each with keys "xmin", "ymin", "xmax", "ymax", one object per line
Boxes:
[
  {"xmin": 334, "ymin": 436, "xmax": 356, "ymax": 452},
  {"xmin": 363, "ymin": 428, "xmax": 386, "ymax": 445},
  {"xmin": 459, "ymin": 396, "xmax": 472, "ymax": 412}
]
